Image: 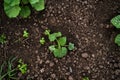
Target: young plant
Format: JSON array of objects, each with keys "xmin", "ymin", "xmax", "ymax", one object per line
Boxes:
[
  {"xmin": 0, "ymin": 57, "xmax": 27, "ymax": 80},
  {"xmin": 23, "ymin": 30, "xmax": 29, "ymax": 38},
  {"xmin": 40, "ymin": 37, "xmax": 45, "ymax": 45},
  {"xmin": 111, "ymin": 15, "xmax": 120, "ymax": 46},
  {"xmin": 4, "ymin": 0, "xmax": 45, "ymax": 18},
  {"xmin": 43, "ymin": 29, "xmax": 75, "ymax": 58},
  {"xmin": 17, "ymin": 59, "xmax": 27, "ymax": 74},
  {"xmin": 0, "ymin": 34, "xmax": 6, "ymax": 44}
]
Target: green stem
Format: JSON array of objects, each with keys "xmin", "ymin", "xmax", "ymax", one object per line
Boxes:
[{"xmin": 56, "ymin": 39, "xmax": 61, "ymax": 49}]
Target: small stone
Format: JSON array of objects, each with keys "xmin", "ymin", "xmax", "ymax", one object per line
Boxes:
[
  {"xmin": 40, "ymin": 68, "xmax": 44, "ymax": 73},
  {"xmin": 51, "ymin": 74, "xmax": 56, "ymax": 78},
  {"xmin": 81, "ymin": 53, "xmax": 89, "ymax": 58},
  {"xmin": 68, "ymin": 76, "xmax": 73, "ymax": 80},
  {"xmin": 49, "ymin": 62, "xmax": 54, "ymax": 67}
]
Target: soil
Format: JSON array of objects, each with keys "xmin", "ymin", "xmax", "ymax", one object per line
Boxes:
[{"xmin": 0, "ymin": 0, "xmax": 120, "ymax": 80}]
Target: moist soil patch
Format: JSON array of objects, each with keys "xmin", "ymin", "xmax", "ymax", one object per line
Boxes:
[{"xmin": 0, "ymin": 0, "xmax": 120, "ymax": 80}]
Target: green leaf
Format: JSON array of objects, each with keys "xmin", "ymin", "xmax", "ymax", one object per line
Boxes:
[
  {"xmin": 53, "ymin": 47, "xmax": 67, "ymax": 58},
  {"xmin": 111, "ymin": 15, "xmax": 120, "ymax": 28},
  {"xmin": 48, "ymin": 32, "xmax": 62, "ymax": 42},
  {"xmin": 40, "ymin": 37, "xmax": 45, "ymax": 45},
  {"xmin": 49, "ymin": 45, "xmax": 56, "ymax": 52},
  {"xmin": 0, "ymin": 34, "xmax": 6, "ymax": 44},
  {"xmin": 4, "ymin": 0, "xmax": 11, "ymax": 4},
  {"xmin": 4, "ymin": 0, "xmax": 20, "ymax": 6},
  {"xmin": 18, "ymin": 59, "xmax": 27, "ymax": 74},
  {"xmin": 58, "ymin": 37, "xmax": 66, "ymax": 46},
  {"xmin": 23, "ymin": 30, "xmax": 29, "ymax": 38},
  {"xmin": 29, "ymin": 0, "xmax": 39, "ymax": 4},
  {"xmin": 115, "ymin": 34, "xmax": 120, "ymax": 46},
  {"xmin": 31, "ymin": 0, "xmax": 45, "ymax": 11},
  {"xmin": 21, "ymin": 0, "xmax": 29, "ymax": 4},
  {"xmin": 54, "ymin": 32, "xmax": 62, "ymax": 37},
  {"xmin": 68, "ymin": 42, "xmax": 75, "ymax": 50},
  {"xmin": 44, "ymin": 29, "xmax": 50, "ymax": 35},
  {"xmin": 10, "ymin": 0, "xmax": 20, "ymax": 6},
  {"xmin": 48, "ymin": 34, "xmax": 56, "ymax": 42},
  {"xmin": 4, "ymin": 4, "xmax": 21, "ymax": 18},
  {"xmin": 20, "ymin": 6, "xmax": 31, "ymax": 18}
]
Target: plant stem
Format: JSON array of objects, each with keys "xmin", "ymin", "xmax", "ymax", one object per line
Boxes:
[{"xmin": 56, "ymin": 39, "xmax": 61, "ymax": 49}]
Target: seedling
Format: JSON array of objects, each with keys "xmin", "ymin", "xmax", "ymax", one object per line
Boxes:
[
  {"xmin": 23, "ymin": 30, "xmax": 29, "ymax": 38},
  {"xmin": 42, "ymin": 29, "xmax": 75, "ymax": 58},
  {"xmin": 0, "ymin": 34, "xmax": 6, "ymax": 44},
  {"xmin": 40, "ymin": 37, "xmax": 45, "ymax": 45},
  {"xmin": 82, "ymin": 77, "xmax": 89, "ymax": 80},
  {"xmin": 4, "ymin": 0, "xmax": 45, "ymax": 18},
  {"xmin": 111, "ymin": 15, "xmax": 120, "ymax": 46},
  {"xmin": 17, "ymin": 59, "xmax": 27, "ymax": 74}
]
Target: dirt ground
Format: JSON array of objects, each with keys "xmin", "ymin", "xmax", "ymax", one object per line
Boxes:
[{"xmin": 0, "ymin": 0, "xmax": 120, "ymax": 80}]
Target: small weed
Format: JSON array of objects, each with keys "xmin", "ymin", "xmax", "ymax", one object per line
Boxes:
[
  {"xmin": 41, "ymin": 29, "xmax": 75, "ymax": 58},
  {"xmin": 23, "ymin": 30, "xmax": 29, "ymax": 38},
  {"xmin": 40, "ymin": 37, "xmax": 45, "ymax": 45},
  {"xmin": 0, "ymin": 34, "xmax": 6, "ymax": 44},
  {"xmin": 18, "ymin": 59, "xmax": 27, "ymax": 74},
  {"xmin": 111, "ymin": 15, "xmax": 120, "ymax": 46},
  {"xmin": 0, "ymin": 57, "xmax": 27, "ymax": 80},
  {"xmin": 0, "ymin": 57, "xmax": 17, "ymax": 80},
  {"xmin": 82, "ymin": 77, "xmax": 89, "ymax": 80}
]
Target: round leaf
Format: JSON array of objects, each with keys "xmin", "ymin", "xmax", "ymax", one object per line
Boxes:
[
  {"xmin": 53, "ymin": 47, "xmax": 67, "ymax": 58},
  {"xmin": 115, "ymin": 34, "xmax": 120, "ymax": 46},
  {"xmin": 58, "ymin": 37, "xmax": 66, "ymax": 46},
  {"xmin": 10, "ymin": 0, "xmax": 20, "ymax": 6},
  {"xmin": 31, "ymin": 0, "xmax": 45, "ymax": 11},
  {"xmin": 68, "ymin": 42, "xmax": 75, "ymax": 50},
  {"xmin": 111, "ymin": 15, "xmax": 120, "ymax": 28},
  {"xmin": 20, "ymin": 6, "xmax": 31, "ymax": 18},
  {"xmin": 29, "ymin": 0, "xmax": 39, "ymax": 4},
  {"xmin": 4, "ymin": 5, "xmax": 21, "ymax": 18},
  {"xmin": 49, "ymin": 45, "xmax": 56, "ymax": 52},
  {"xmin": 48, "ymin": 34, "xmax": 56, "ymax": 42}
]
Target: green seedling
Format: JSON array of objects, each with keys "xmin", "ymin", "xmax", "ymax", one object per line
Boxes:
[
  {"xmin": 43, "ymin": 30, "xmax": 75, "ymax": 58},
  {"xmin": 111, "ymin": 15, "xmax": 120, "ymax": 46},
  {"xmin": 23, "ymin": 30, "xmax": 29, "ymax": 38},
  {"xmin": 18, "ymin": 59, "xmax": 27, "ymax": 74},
  {"xmin": 0, "ymin": 34, "xmax": 6, "ymax": 44},
  {"xmin": 40, "ymin": 37, "xmax": 45, "ymax": 45},
  {"xmin": 4, "ymin": 0, "xmax": 45, "ymax": 18},
  {"xmin": 82, "ymin": 77, "xmax": 89, "ymax": 80},
  {"xmin": 0, "ymin": 57, "xmax": 17, "ymax": 80}
]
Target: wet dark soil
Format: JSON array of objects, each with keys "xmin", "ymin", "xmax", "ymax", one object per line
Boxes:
[{"xmin": 1, "ymin": 0, "xmax": 120, "ymax": 80}]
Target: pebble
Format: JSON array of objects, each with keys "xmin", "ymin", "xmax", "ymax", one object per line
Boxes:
[
  {"xmin": 51, "ymin": 74, "xmax": 56, "ymax": 78},
  {"xmin": 49, "ymin": 62, "xmax": 54, "ymax": 67},
  {"xmin": 68, "ymin": 76, "xmax": 73, "ymax": 80},
  {"xmin": 81, "ymin": 53, "xmax": 89, "ymax": 58}
]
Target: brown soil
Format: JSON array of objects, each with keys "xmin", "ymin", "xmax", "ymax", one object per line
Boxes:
[{"xmin": 0, "ymin": 0, "xmax": 120, "ymax": 80}]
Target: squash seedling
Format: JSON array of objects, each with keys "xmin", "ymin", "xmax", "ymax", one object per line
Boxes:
[
  {"xmin": 3, "ymin": 0, "xmax": 45, "ymax": 18},
  {"xmin": 111, "ymin": 15, "xmax": 120, "ymax": 46},
  {"xmin": 0, "ymin": 34, "xmax": 6, "ymax": 44},
  {"xmin": 40, "ymin": 29, "xmax": 75, "ymax": 58},
  {"xmin": 17, "ymin": 59, "xmax": 27, "ymax": 74},
  {"xmin": 23, "ymin": 30, "xmax": 29, "ymax": 38},
  {"xmin": 40, "ymin": 37, "xmax": 45, "ymax": 45}
]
